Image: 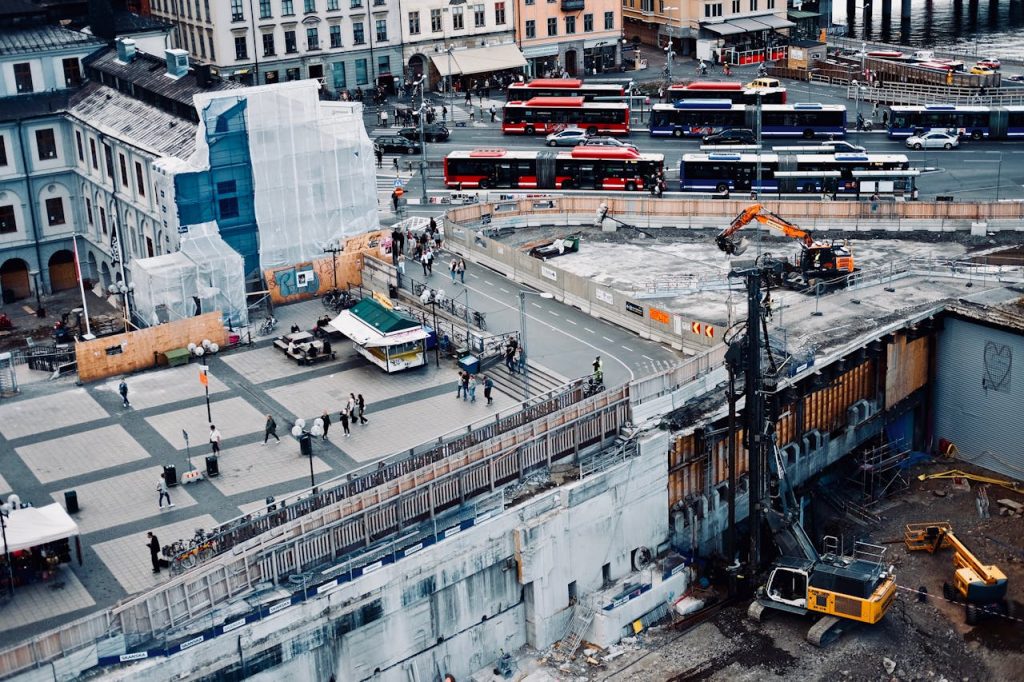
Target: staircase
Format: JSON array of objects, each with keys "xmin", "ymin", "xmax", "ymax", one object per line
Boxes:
[
  {"xmin": 556, "ymin": 601, "xmax": 595, "ymax": 661},
  {"xmin": 483, "ymin": 357, "xmax": 569, "ymax": 401}
]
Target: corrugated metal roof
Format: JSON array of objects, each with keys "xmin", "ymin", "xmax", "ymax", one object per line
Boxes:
[
  {"xmin": 945, "ymin": 299, "xmax": 1024, "ymax": 333},
  {"xmin": 0, "ymin": 89, "xmax": 73, "ymax": 122},
  {"xmin": 68, "ymin": 83, "xmax": 197, "ymax": 159},
  {"xmin": 0, "ymin": 25, "xmax": 104, "ymax": 56}
]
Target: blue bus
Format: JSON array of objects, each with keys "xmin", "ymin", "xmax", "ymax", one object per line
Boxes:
[
  {"xmin": 887, "ymin": 105, "xmax": 1024, "ymax": 139},
  {"xmin": 649, "ymin": 101, "xmax": 847, "ymax": 139},
  {"xmin": 679, "ymin": 151, "xmax": 912, "ymax": 195}
]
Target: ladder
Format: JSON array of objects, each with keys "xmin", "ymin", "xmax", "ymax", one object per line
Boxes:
[{"xmin": 557, "ymin": 601, "xmax": 594, "ymax": 660}]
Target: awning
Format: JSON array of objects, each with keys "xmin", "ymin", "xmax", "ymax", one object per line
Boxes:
[
  {"xmin": 452, "ymin": 43, "xmax": 527, "ymax": 76},
  {"xmin": 4, "ymin": 503, "xmax": 80, "ymax": 552},
  {"xmin": 327, "ymin": 309, "xmax": 378, "ymax": 346},
  {"xmin": 730, "ymin": 18, "xmax": 772, "ymax": 32},
  {"xmin": 365, "ymin": 327, "xmax": 429, "ymax": 347},
  {"xmin": 430, "ymin": 51, "xmax": 461, "ymax": 77},
  {"xmin": 754, "ymin": 14, "xmax": 796, "ymax": 29},
  {"xmin": 788, "ymin": 10, "xmax": 822, "ymax": 19},
  {"xmin": 523, "ymin": 44, "xmax": 559, "ymax": 59},
  {"xmin": 702, "ymin": 22, "xmax": 746, "ymax": 36}
]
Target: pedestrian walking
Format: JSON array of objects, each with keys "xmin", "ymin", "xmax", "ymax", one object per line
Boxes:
[
  {"xmin": 465, "ymin": 91, "xmax": 472, "ymax": 107},
  {"xmin": 147, "ymin": 532, "xmax": 161, "ymax": 573},
  {"xmin": 489, "ymin": 105, "xmax": 497, "ymax": 122},
  {"xmin": 339, "ymin": 408, "xmax": 351, "ymax": 437},
  {"xmin": 393, "ymin": 157, "xmax": 400, "ymax": 173},
  {"xmin": 469, "ymin": 109, "xmax": 475, "ymax": 123},
  {"xmin": 209, "ymin": 424, "xmax": 221, "ymax": 455},
  {"xmin": 157, "ymin": 474, "xmax": 172, "ymax": 509},
  {"xmin": 456, "ymin": 369, "xmax": 465, "ymax": 398},
  {"xmin": 468, "ymin": 375, "xmax": 478, "ymax": 402},
  {"xmin": 321, "ymin": 410, "xmax": 331, "ymax": 440},
  {"xmin": 420, "ymin": 250, "xmax": 430, "ymax": 276},
  {"xmin": 397, "ymin": 252, "xmax": 406, "ymax": 275},
  {"xmin": 375, "ymin": 146, "xmax": 383, "ymax": 168},
  {"xmin": 346, "ymin": 393, "xmax": 357, "ymax": 422},
  {"xmin": 483, "ymin": 375, "xmax": 493, "ymax": 405},
  {"xmin": 457, "ymin": 258, "xmax": 466, "ymax": 283},
  {"xmin": 380, "ymin": 109, "xmax": 389, "ymax": 128},
  {"xmin": 515, "ymin": 345, "xmax": 525, "ymax": 373},
  {"xmin": 426, "ymin": 248, "xmax": 434, "ymax": 275},
  {"xmin": 504, "ymin": 344, "xmax": 516, "ymax": 373},
  {"xmin": 461, "ymin": 371, "xmax": 470, "ymax": 401},
  {"xmin": 357, "ymin": 394, "xmax": 368, "ymax": 423},
  {"xmin": 263, "ymin": 414, "xmax": 280, "ymax": 444},
  {"xmin": 442, "ymin": 105, "xmax": 448, "ymax": 122},
  {"xmin": 118, "ymin": 378, "xmax": 130, "ymax": 408},
  {"xmin": 391, "ymin": 189, "xmax": 401, "ymax": 212},
  {"xmin": 450, "ymin": 257, "xmax": 458, "ymax": 284}
]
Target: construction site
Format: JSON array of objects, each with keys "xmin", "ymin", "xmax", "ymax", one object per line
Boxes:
[{"xmin": 2, "ymin": 198, "xmax": 1023, "ymax": 682}]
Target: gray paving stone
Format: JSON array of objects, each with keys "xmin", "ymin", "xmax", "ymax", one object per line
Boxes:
[
  {"xmin": 92, "ymin": 365, "xmax": 228, "ymax": 410},
  {"xmin": 0, "ymin": 388, "xmax": 107, "ymax": 439},
  {"xmin": 146, "ymin": 396, "xmax": 265, "ymax": 451},
  {"xmin": 16, "ymin": 425, "xmax": 149, "ymax": 485},
  {"xmin": 207, "ymin": 441, "xmax": 331, "ymax": 497},
  {"xmin": 0, "ymin": 473, "xmax": 11, "ymax": 496},
  {"xmin": 218, "ymin": 345, "xmax": 343, "ymax": 384},
  {"xmin": 0, "ymin": 565, "xmax": 95, "ymax": 632}
]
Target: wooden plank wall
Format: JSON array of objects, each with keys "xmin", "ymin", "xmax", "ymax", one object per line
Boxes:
[{"xmin": 885, "ymin": 333, "xmax": 930, "ymax": 410}]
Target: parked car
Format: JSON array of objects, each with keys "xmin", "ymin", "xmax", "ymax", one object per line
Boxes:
[
  {"xmin": 976, "ymin": 57, "xmax": 1001, "ymax": 69},
  {"xmin": 745, "ymin": 77, "xmax": 782, "ymax": 90},
  {"xmin": 702, "ymin": 128, "xmax": 757, "ymax": 145},
  {"xmin": 375, "ymin": 135, "xmax": 422, "ymax": 154},
  {"xmin": 399, "ymin": 123, "xmax": 450, "ymax": 143},
  {"xmin": 969, "ymin": 65, "xmax": 996, "ymax": 76},
  {"xmin": 905, "ymin": 131, "xmax": 960, "ymax": 150},
  {"xmin": 579, "ymin": 136, "xmax": 638, "ymax": 151},
  {"xmin": 821, "ymin": 141, "xmax": 867, "ymax": 153},
  {"xmin": 546, "ymin": 128, "xmax": 589, "ymax": 147}
]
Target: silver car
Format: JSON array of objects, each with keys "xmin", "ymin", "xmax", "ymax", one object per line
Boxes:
[
  {"xmin": 579, "ymin": 137, "xmax": 639, "ymax": 151},
  {"xmin": 546, "ymin": 129, "xmax": 589, "ymax": 147},
  {"xmin": 905, "ymin": 131, "xmax": 960, "ymax": 150}
]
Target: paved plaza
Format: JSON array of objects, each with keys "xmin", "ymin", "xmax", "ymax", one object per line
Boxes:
[{"xmin": 0, "ymin": 300, "xmax": 521, "ymax": 642}]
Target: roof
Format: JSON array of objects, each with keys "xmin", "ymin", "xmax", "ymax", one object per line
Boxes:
[
  {"xmin": 0, "ymin": 89, "xmax": 74, "ymax": 122},
  {"xmin": 112, "ymin": 10, "xmax": 174, "ymax": 34},
  {"xmin": 944, "ymin": 297, "xmax": 1024, "ymax": 333},
  {"xmin": 349, "ymin": 298, "xmax": 420, "ymax": 335},
  {"xmin": 0, "ymin": 24, "xmax": 104, "ymax": 56},
  {"xmin": 67, "ymin": 82, "xmax": 197, "ymax": 159},
  {"xmin": 85, "ymin": 46, "xmax": 240, "ymax": 111}
]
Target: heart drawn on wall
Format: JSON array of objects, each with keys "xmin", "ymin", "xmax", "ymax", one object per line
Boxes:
[{"xmin": 982, "ymin": 341, "xmax": 1012, "ymax": 392}]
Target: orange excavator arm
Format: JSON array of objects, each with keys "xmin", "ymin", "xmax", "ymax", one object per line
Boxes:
[{"xmin": 716, "ymin": 204, "xmax": 814, "ymax": 255}]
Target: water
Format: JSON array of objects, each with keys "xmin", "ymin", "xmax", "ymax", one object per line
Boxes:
[{"xmin": 833, "ymin": 0, "xmax": 1024, "ymax": 60}]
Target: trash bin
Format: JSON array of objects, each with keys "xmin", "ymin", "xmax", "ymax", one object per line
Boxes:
[
  {"xmin": 299, "ymin": 432, "xmax": 313, "ymax": 457},
  {"xmin": 64, "ymin": 490, "xmax": 79, "ymax": 514},
  {"xmin": 163, "ymin": 464, "xmax": 178, "ymax": 487},
  {"xmin": 205, "ymin": 455, "xmax": 220, "ymax": 477},
  {"xmin": 458, "ymin": 354, "xmax": 480, "ymax": 375}
]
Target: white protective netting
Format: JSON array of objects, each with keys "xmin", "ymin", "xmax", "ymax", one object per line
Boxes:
[
  {"xmin": 237, "ymin": 81, "xmax": 379, "ymax": 272},
  {"xmin": 130, "ymin": 252, "xmax": 198, "ymax": 326},
  {"xmin": 178, "ymin": 221, "xmax": 248, "ymax": 330}
]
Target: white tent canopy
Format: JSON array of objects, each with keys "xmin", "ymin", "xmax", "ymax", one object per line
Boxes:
[{"xmin": 4, "ymin": 503, "xmax": 79, "ymax": 552}]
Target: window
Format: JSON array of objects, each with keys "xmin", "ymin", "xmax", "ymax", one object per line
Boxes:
[
  {"xmin": 208, "ymin": 30, "xmax": 216, "ymax": 59},
  {"xmin": 13, "ymin": 63, "xmax": 33, "ymax": 93},
  {"xmin": 119, "ymin": 154, "xmax": 129, "ymax": 187},
  {"xmin": 584, "ymin": 13, "xmax": 593, "ymax": 31},
  {"xmin": 285, "ymin": 30, "xmax": 297, "ymax": 52},
  {"xmin": 525, "ymin": 19, "xmax": 535, "ymax": 38},
  {"xmin": 35, "ymin": 129, "xmax": 57, "ymax": 160},
  {"xmin": 565, "ymin": 16, "xmax": 575, "ymax": 33},
  {"xmin": 731, "ymin": 0, "xmax": 739, "ymax": 11},
  {"xmin": 198, "ymin": 29, "xmax": 206, "ymax": 57},
  {"xmin": 286, "ymin": 67, "xmax": 300, "ymax": 80},
  {"xmin": 474, "ymin": 4, "xmax": 485, "ymax": 27},
  {"xmin": 265, "ymin": 69, "xmax": 279, "ymax": 84},
  {"xmin": 282, "ymin": 0, "xmax": 294, "ymax": 14},
  {"xmin": 525, "ymin": 0, "xmax": 533, "ymax": 4},
  {"xmin": 307, "ymin": 27, "xmax": 319, "ymax": 49},
  {"xmin": 135, "ymin": 162, "xmax": 146, "ymax": 197},
  {"xmin": 263, "ymin": 32, "xmax": 276, "ymax": 55},
  {"xmin": 547, "ymin": 17, "xmax": 557, "ymax": 36},
  {"xmin": 330, "ymin": 24, "xmax": 342, "ymax": 47},
  {"xmin": 304, "ymin": 0, "xmax": 316, "ymax": 11},
  {"xmin": 749, "ymin": 0, "xmax": 757, "ymax": 10},
  {"xmin": 409, "ymin": 11, "xmax": 420, "ymax": 34},
  {"xmin": 327, "ymin": 0, "xmax": 339, "ymax": 9},
  {"xmin": 495, "ymin": 2, "xmax": 505, "ymax": 24},
  {"xmin": 704, "ymin": 3, "xmax": 722, "ymax": 18},
  {"xmin": 235, "ymin": 36, "xmax": 248, "ymax": 59},
  {"xmin": 604, "ymin": 11, "xmax": 614, "ymax": 29},
  {"xmin": 430, "ymin": 8, "xmax": 442, "ymax": 31},
  {"xmin": 74, "ymin": 131, "xmax": 83, "ymax": 162},
  {"xmin": 231, "ymin": 0, "xmax": 243, "ymax": 21},
  {"xmin": 45, "ymin": 198, "xmax": 65, "ymax": 226},
  {"xmin": 0, "ymin": 205, "xmax": 16, "ymax": 234},
  {"xmin": 350, "ymin": 0, "xmax": 361, "ymax": 6},
  {"xmin": 219, "ymin": 197, "xmax": 239, "ymax": 219},
  {"xmin": 452, "ymin": 6, "xmax": 464, "ymax": 29},
  {"xmin": 85, "ymin": 198, "xmax": 93, "ymax": 225},
  {"xmin": 62, "ymin": 58, "xmax": 82, "ymax": 87},
  {"xmin": 353, "ymin": 22, "xmax": 364, "ymax": 44},
  {"xmin": 332, "ymin": 61, "xmax": 346, "ymax": 89},
  {"xmin": 355, "ymin": 58, "xmax": 368, "ymax": 85},
  {"xmin": 259, "ymin": 0, "xmax": 271, "ymax": 18},
  {"xmin": 187, "ymin": 0, "xmax": 192, "ymax": 18},
  {"xmin": 89, "ymin": 139, "xmax": 97, "ymax": 169},
  {"xmin": 641, "ymin": 0, "xmax": 653, "ymax": 11},
  {"xmin": 767, "ymin": 0, "xmax": 774, "ymax": 7},
  {"xmin": 98, "ymin": 207, "xmax": 106, "ymax": 235},
  {"xmin": 375, "ymin": 18, "xmax": 387, "ymax": 42},
  {"xmin": 103, "ymin": 144, "xmax": 114, "ymax": 178},
  {"xmin": 204, "ymin": 0, "xmax": 211, "ymax": 21},
  {"xmin": 378, "ymin": 55, "xmax": 391, "ymax": 75}
]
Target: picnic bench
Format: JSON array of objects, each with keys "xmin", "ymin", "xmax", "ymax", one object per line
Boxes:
[{"xmin": 273, "ymin": 331, "xmax": 336, "ymax": 366}]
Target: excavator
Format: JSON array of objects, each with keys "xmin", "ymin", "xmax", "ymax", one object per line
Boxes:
[
  {"xmin": 716, "ymin": 205, "xmax": 857, "ymax": 289},
  {"xmin": 904, "ymin": 522, "xmax": 1009, "ymax": 624}
]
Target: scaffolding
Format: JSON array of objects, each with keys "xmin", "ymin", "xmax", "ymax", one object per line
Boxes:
[{"xmin": 850, "ymin": 440, "xmax": 912, "ymax": 506}]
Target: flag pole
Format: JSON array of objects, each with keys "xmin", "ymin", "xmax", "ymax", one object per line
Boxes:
[{"xmin": 71, "ymin": 235, "xmax": 93, "ymax": 337}]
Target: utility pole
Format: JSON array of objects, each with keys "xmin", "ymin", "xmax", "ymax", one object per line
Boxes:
[
  {"xmin": 323, "ymin": 245, "xmax": 342, "ymax": 290},
  {"xmin": 417, "ymin": 76, "xmax": 429, "ymax": 205}
]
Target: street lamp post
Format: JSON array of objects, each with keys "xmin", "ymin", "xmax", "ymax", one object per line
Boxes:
[
  {"xmin": 518, "ymin": 290, "xmax": 554, "ymax": 401},
  {"xmin": 108, "ymin": 281, "xmax": 134, "ymax": 332},
  {"xmin": 415, "ymin": 76, "xmax": 429, "ymax": 205},
  {"xmin": 1, "ymin": 502, "xmax": 13, "ymax": 598}
]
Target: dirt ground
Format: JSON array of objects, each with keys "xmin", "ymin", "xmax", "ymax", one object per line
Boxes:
[{"xmin": 516, "ymin": 459, "xmax": 1024, "ymax": 682}]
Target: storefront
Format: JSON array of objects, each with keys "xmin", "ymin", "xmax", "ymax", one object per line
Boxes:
[
  {"xmin": 429, "ymin": 43, "xmax": 527, "ymax": 92},
  {"xmin": 328, "ymin": 298, "xmax": 429, "ymax": 373},
  {"xmin": 702, "ymin": 14, "xmax": 795, "ymax": 65}
]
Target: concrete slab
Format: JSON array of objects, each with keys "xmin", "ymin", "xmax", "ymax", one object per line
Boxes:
[
  {"xmin": 0, "ymin": 388, "xmax": 108, "ymax": 439},
  {"xmin": 16, "ymin": 424, "xmax": 149, "ymax": 484},
  {"xmin": 0, "ymin": 473, "xmax": 10, "ymax": 496},
  {"xmin": 0, "ymin": 565, "xmax": 95, "ymax": 634},
  {"xmin": 92, "ymin": 364, "xmax": 229, "ymax": 410},
  {"xmin": 218, "ymin": 345, "xmax": 342, "ymax": 384},
  {"xmin": 207, "ymin": 441, "xmax": 331, "ymax": 497},
  {"xmin": 92, "ymin": 514, "xmax": 220, "ymax": 596},
  {"xmin": 50, "ymin": 466, "xmax": 198, "ymax": 534},
  {"xmin": 146, "ymin": 396, "xmax": 265, "ymax": 451}
]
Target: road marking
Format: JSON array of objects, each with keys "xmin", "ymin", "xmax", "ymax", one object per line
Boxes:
[
  {"xmin": 602, "ymin": 336, "xmax": 614, "ymax": 342},
  {"xmin": 548, "ymin": 310, "xmax": 560, "ymax": 317},
  {"xmin": 531, "ymin": 302, "xmax": 542, "ymax": 308},
  {"xmin": 566, "ymin": 319, "xmax": 577, "ymax": 325},
  {"xmin": 483, "ymin": 280, "xmax": 494, "ymax": 286},
  {"xmin": 499, "ymin": 288, "xmax": 510, "ymax": 293},
  {"xmin": 643, "ymin": 354, "xmax": 655, "ymax": 361},
  {"xmin": 621, "ymin": 345, "xmax": 634, "ymax": 352},
  {"xmin": 470, "ymin": 272, "xmax": 479, "ymax": 278},
  {"xmin": 584, "ymin": 327, "xmax": 595, "ymax": 333}
]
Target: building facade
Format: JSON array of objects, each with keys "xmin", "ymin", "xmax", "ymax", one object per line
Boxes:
[
  {"xmin": 148, "ymin": 0, "xmax": 405, "ymax": 97},
  {"xmin": 515, "ymin": 0, "xmax": 623, "ymax": 78}
]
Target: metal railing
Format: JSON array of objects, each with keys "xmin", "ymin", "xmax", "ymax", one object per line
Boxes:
[{"xmin": 845, "ymin": 82, "xmax": 1024, "ymax": 107}]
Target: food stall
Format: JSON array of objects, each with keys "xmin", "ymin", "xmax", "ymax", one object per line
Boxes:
[
  {"xmin": 1, "ymin": 503, "xmax": 81, "ymax": 590},
  {"xmin": 328, "ymin": 298, "xmax": 429, "ymax": 372}
]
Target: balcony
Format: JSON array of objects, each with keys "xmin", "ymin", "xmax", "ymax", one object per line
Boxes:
[{"xmin": 561, "ymin": 0, "xmax": 585, "ymax": 10}]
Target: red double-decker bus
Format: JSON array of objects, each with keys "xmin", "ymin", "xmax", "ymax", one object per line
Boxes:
[
  {"xmin": 443, "ymin": 147, "xmax": 663, "ymax": 191},
  {"xmin": 666, "ymin": 81, "xmax": 787, "ymax": 104},
  {"xmin": 501, "ymin": 97, "xmax": 631, "ymax": 136},
  {"xmin": 506, "ymin": 78, "xmax": 625, "ymax": 101}
]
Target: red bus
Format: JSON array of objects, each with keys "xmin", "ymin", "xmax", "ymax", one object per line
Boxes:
[
  {"xmin": 506, "ymin": 78, "xmax": 625, "ymax": 101},
  {"xmin": 444, "ymin": 146, "xmax": 663, "ymax": 191},
  {"xmin": 666, "ymin": 81, "xmax": 787, "ymax": 104},
  {"xmin": 502, "ymin": 97, "xmax": 631, "ymax": 136}
]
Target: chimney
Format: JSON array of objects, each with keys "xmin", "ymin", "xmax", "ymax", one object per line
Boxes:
[
  {"xmin": 164, "ymin": 48, "xmax": 189, "ymax": 79},
  {"xmin": 116, "ymin": 38, "xmax": 137, "ymax": 62},
  {"xmin": 195, "ymin": 63, "xmax": 212, "ymax": 88}
]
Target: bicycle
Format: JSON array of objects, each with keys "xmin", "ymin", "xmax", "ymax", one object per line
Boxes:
[
  {"xmin": 472, "ymin": 311, "xmax": 487, "ymax": 330},
  {"xmin": 258, "ymin": 316, "xmax": 277, "ymax": 336},
  {"xmin": 322, "ymin": 289, "xmax": 353, "ymax": 312}
]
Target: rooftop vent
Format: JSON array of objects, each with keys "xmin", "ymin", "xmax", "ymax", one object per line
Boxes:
[
  {"xmin": 165, "ymin": 48, "xmax": 189, "ymax": 79},
  {"xmin": 116, "ymin": 38, "xmax": 137, "ymax": 63}
]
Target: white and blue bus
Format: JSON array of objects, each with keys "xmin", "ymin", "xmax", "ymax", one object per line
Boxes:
[
  {"xmin": 679, "ymin": 152, "xmax": 912, "ymax": 195},
  {"xmin": 887, "ymin": 105, "xmax": 1024, "ymax": 139},
  {"xmin": 650, "ymin": 101, "xmax": 847, "ymax": 139}
]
